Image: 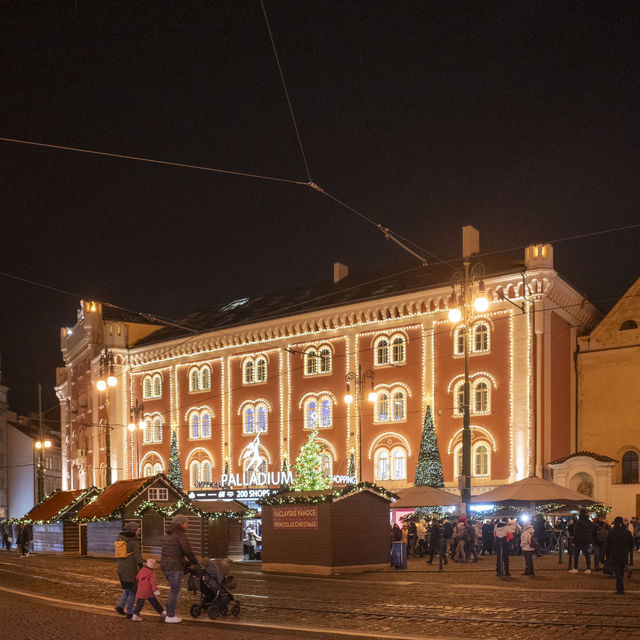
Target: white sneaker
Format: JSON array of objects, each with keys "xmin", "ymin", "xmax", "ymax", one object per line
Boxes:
[
  {"xmin": 584, "ymin": 569, "xmax": 591, "ymax": 574},
  {"xmin": 569, "ymin": 569, "xmax": 579, "ymax": 573},
  {"xmin": 164, "ymin": 616, "xmax": 182, "ymax": 624},
  {"xmin": 131, "ymin": 614, "xmax": 143, "ymax": 621}
]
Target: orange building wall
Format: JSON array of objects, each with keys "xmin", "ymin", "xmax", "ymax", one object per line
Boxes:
[{"xmin": 549, "ymin": 311, "xmax": 573, "ymax": 463}]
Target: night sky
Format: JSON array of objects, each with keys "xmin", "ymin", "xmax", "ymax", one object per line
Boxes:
[{"xmin": 1, "ymin": 1, "xmax": 638, "ymax": 415}]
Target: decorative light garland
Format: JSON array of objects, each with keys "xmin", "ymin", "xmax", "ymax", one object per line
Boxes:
[
  {"xmin": 258, "ymin": 482, "xmax": 398, "ymax": 506},
  {"xmin": 16, "ymin": 486, "xmax": 101, "ymax": 525}
]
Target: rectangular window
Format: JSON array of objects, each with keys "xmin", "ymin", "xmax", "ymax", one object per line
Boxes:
[{"xmin": 148, "ymin": 487, "xmax": 169, "ymax": 501}]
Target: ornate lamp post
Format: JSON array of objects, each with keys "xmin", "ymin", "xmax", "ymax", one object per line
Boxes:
[
  {"xmin": 344, "ymin": 365, "xmax": 377, "ymax": 482},
  {"xmin": 96, "ymin": 347, "xmax": 117, "ymax": 486},
  {"xmin": 35, "ymin": 382, "xmax": 51, "ymax": 502},
  {"xmin": 128, "ymin": 399, "xmax": 145, "ymax": 478},
  {"xmin": 448, "ymin": 259, "xmax": 488, "ymax": 511}
]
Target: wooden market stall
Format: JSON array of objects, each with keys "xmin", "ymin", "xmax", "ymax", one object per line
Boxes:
[
  {"xmin": 260, "ymin": 484, "xmax": 394, "ymax": 575},
  {"xmin": 22, "ymin": 487, "xmax": 101, "ymax": 554}
]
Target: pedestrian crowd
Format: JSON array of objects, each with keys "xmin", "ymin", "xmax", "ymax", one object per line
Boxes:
[{"xmin": 390, "ymin": 511, "xmax": 639, "ymax": 594}]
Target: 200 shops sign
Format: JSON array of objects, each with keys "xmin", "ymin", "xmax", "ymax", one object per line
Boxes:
[{"xmin": 272, "ymin": 505, "xmax": 319, "ymax": 530}]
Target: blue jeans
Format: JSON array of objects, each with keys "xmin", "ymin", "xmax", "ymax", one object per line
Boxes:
[
  {"xmin": 117, "ymin": 581, "xmax": 136, "ymax": 614},
  {"xmin": 163, "ymin": 569, "xmax": 184, "ymax": 617},
  {"xmin": 133, "ymin": 597, "xmax": 164, "ymax": 616}
]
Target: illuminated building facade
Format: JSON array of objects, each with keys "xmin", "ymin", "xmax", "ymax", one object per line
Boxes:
[{"xmin": 56, "ymin": 234, "xmax": 600, "ymax": 499}]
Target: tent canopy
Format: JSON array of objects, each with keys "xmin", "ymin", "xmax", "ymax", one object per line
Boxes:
[{"xmin": 392, "ymin": 485, "xmax": 461, "ymax": 508}]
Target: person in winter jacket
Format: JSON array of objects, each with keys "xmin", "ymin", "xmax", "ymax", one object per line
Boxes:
[
  {"xmin": 606, "ymin": 516, "xmax": 634, "ymax": 594},
  {"xmin": 416, "ymin": 519, "xmax": 428, "ymax": 557},
  {"xmin": 592, "ymin": 515, "xmax": 610, "ymax": 571},
  {"xmin": 131, "ymin": 559, "xmax": 166, "ymax": 620},
  {"xmin": 520, "ymin": 522, "xmax": 536, "ymax": 576},
  {"xmin": 494, "ymin": 518, "xmax": 512, "ymax": 576},
  {"xmin": 16, "ymin": 524, "xmax": 32, "ymax": 557},
  {"xmin": 570, "ymin": 509, "xmax": 593, "ymax": 573},
  {"xmin": 160, "ymin": 514, "xmax": 198, "ymax": 623},
  {"xmin": 115, "ymin": 521, "xmax": 143, "ymax": 618}
]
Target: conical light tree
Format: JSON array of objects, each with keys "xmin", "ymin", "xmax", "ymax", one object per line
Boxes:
[
  {"xmin": 280, "ymin": 458, "xmax": 290, "ymax": 489},
  {"xmin": 167, "ymin": 429, "xmax": 183, "ymax": 489},
  {"xmin": 347, "ymin": 453, "xmax": 355, "ymax": 483},
  {"xmin": 414, "ymin": 405, "xmax": 444, "ymax": 487},
  {"xmin": 291, "ymin": 426, "xmax": 332, "ymax": 491}
]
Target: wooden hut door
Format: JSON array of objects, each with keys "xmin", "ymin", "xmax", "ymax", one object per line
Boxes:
[
  {"xmin": 142, "ymin": 515, "xmax": 165, "ymax": 556},
  {"xmin": 79, "ymin": 524, "xmax": 87, "ymax": 555}
]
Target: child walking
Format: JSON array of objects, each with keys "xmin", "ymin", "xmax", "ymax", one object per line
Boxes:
[{"xmin": 131, "ymin": 559, "xmax": 166, "ymax": 621}]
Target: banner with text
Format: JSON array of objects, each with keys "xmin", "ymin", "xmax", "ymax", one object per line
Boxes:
[{"xmin": 273, "ymin": 505, "xmax": 319, "ymax": 530}]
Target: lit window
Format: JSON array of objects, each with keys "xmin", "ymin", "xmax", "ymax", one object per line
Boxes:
[
  {"xmin": 153, "ymin": 462, "xmax": 163, "ymax": 475},
  {"xmin": 305, "ymin": 350, "xmax": 318, "ymax": 376},
  {"xmin": 148, "ymin": 487, "xmax": 168, "ymax": 501},
  {"xmin": 319, "ymin": 347, "xmax": 332, "ymax": 374},
  {"xmin": 622, "ymin": 451, "xmax": 639, "ymax": 484},
  {"xmin": 392, "ymin": 391, "xmax": 405, "ymax": 421},
  {"xmin": 474, "ymin": 323, "xmax": 489, "ymax": 352},
  {"xmin": 320, "ymin": 398, "xmax": 332, "ymax": 428},
  {"xmin": 191, "ymin": 462, "xmax": 200, "ymax": 487},
  {"xmin": 257, "ymin": 405, "xmax": 267, "ymax": 433},
  {"xmin": 375, "ymin": 338, "xmax": 389, "ymax": 366},
  {"xmin": 201, "ymin": 366, "xmax": 211, "ymax": 390},
  {"xmin": 306, "ymin": 399, "xmax": 318, "ymax": 429},
  {"xmin": 391, "ymin": 335, "xmax": 405, "ymax": 364},
  {"xmin": 455, "ymin": 327, "xmax": 466, "ymax": 355},
  {"xmin": 143, "ymin": 416, "xmax": 163, "ymax": 444},
  {"xmin": 202, "ymin": 461, "xmax": 212, "ymax": 484},
  {"xmin": 191, "ymin": 414, "xmax": 200, "ymax": 439},
  {"xmin": 456, "ymin": 445, "xmax": 463, "ymax": 478},
  {"xmin": 391, "ymin": 447, "xmax": 407, "ymax": 480},
  {"xmin": 244, "ymin": 360, "xmax": 254, "ymax": 384},
  {"xmin": 375, "ymin": 448, "xmax": 390, "ymax": 481},
  {"xmin": 244, "ymin": 407, "xmax": 255, "ymax": 434},
  {"xmin": 152, "ymin": 374, "xmax": 162, "ymax": 398},
  {"xmin": 256, "ymin": 358, "xmax": 267, "ymax": 382},
  {"xmin": 143, "ymin": 463, "xmax": 153, "ymax": 477},
  {"xmin": 454, "ymin": 382, "xmax": 465, "ymax": 415},
  {"xmin": 474, "ymin": 381, "xmax": 489, "ymax": 413},
  {"xmin": 378, "ymin": 392, "xmax": 389, "ymax": 422},
  {"xmin": 189, "ymin": 368, "xmax": 199, "ymax": 392},
  {"xmin": 201, "ymin": 412, "xmax": 211, "ymax": 438},
  {"xmin": 321, "ymin": 453, "xmax": 332, "ymax": 477},
  {"xmin": 143, "ymin": 376, "xmax": 152, "ymax": 399},
  {"xmin": 152, "ymin": 417, "xmax": 162, "ymax": 443},
  {"xmin": 474, "ymin": 444, "xmax": 490, "ymax": 477}
]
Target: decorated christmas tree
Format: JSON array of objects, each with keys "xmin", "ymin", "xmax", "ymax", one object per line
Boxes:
[
  {"xmin": 347, "ymin": 453, "xmax": 356, "ymax": 485},
  {"xmin": 291, "ymin": 427, "xmax": 332, "ymax": 491},
  {"xmin": 280, "ymin": 458, "xmax": 290, "ymax": 488},
  {"xmin": 167, "ymin": 429, "xmax": 183, "ymax": 489},
  {"xmin": 414, "ymin": 405, "xmax": 444, "ymax": 487}
]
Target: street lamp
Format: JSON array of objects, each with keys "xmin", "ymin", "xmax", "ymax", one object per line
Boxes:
[
  {"xmin": 34, "ymin": 438, "xmax": 51, "ymax": 502},
  {"xmin": 448, "ymin": 259, "xmax": 488, "ymax": 512},
  {"xmin": 128, "ymin": 399, "xmax": 145, "ymax": 478},
  {"xmin": 96, "ymin": 347, "xmax": 117, "ymax": 486},
  {"xmin": 344, "ymin": 365, "xmax": 377, "ymax": 482}
]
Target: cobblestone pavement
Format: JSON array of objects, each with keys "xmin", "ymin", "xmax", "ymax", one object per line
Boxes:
[{"xmin": 0, "ymin": 549, "xmax": 639, "ymax": 639}]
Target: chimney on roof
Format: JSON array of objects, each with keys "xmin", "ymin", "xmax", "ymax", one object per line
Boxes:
[
  {"xmin": 333, "ymin": 262, "xmax": 349, "ymax": 284},
  {"xmin": 462, "ymin": 225, "xmax": 480, "ymax": 258}
]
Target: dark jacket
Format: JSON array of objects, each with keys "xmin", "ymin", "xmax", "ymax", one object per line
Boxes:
[
  {"xmin": 116, "ymin": 530, "xmax": 142, "ymax": 582},
  {"xmin": 605, "ymin": 525, "xmax": 634, "ymax": 566},
  {"xmin": 17, "ymin": 525, "xmax": 32, "ymax": 544},
  {"xmin": 161, "ymin": 522, "xmax": 197, "ymax": 571},
  {"xmin": 573, "ymin": 516, "xmax": 593, "ymax": 545}
]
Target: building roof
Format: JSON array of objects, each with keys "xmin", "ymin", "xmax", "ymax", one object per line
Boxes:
[
  {"xmin": 74, "ymin": 477, "xmax": 160, "ymax": 521},
  {"xmin": 133, "ymin": 252, "xmax": 525, "ymax": 347},
  {"xmin": 193, "ymin": 500, "xmax": 250, "ymax": 514},
  {"xmin": 548, "ymin": 451, "xmax": 618, "ymax": 465},
  {"xmin": 24, "ymin": 488, "xmax": 99, "ymax": 523}
]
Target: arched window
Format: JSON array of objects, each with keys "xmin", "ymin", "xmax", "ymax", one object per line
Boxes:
[
  {"xmin": 391, "ymin": 447, "xmax": 407, "ymax": 480},
  {"xmin": 392, "ymin": 390, "xmax": 405, "ymax": 421},
  {"xmin": 474, "ymin": 381, "xmax": 489, "ymax": 413},
  {"xmin": 257, "ymin": 404, "xmax": 267, "ymax": 433},
  {"xmin": 305, "ymin": 399, "xmax": 318, "ymax": 429},
  {"xmin": 201, "ymin": 461, "xmax": 212, "ymax": 484},
  {"xmin": 320, "ymin": 398, "xmax": 332, "ymax": 428},
  {"xmin": 474, "ymin": 323, "xmax": 489, "ymax": 352},
  {"xmin": 391, "ymin": 335, "xmax": 405, "ymax": 364},
  {"xmin": 455, "ymin": 445, "xmax": 463, "ymax": 478},
  {"xmin": 375, "ymin": 338, "xmax": 389, "ymax": 366},
  {"xmin": 143, "ymin": 416, "xmax": 163, "ymax": 444},
  {"xmin": 190, "ymin": 414, "xmax": 200, "ymax": 439},
  {"xmin": 256, "ymin": 357, "xmax": 267, "ymax": 382},
  {"xmin": 153, "ymin": 462, "xmax": 163, "ymax": 475},
  {"xmin": 201, "ymin": 365, "xmax": 211, "ymax": 390},
  {"xmin": 244, "ymin": 406, "xmax": 255, "ymax": 434},
  {"xmin": 474, "ymin": 444, "xmax": 490, "ymax": 477},
  {"xmin": 201, "ymin": 411, "xmax": 211, "ymax": 438},
  {"xmin": 454, "ymin": 381, "xmax": 465, "ymax": 415},
  {"xmin": 319, "ymin": 347, "xmax": 332, "ymax": 374},
  {"xmin": 376, "ymin": 392, "xmax": 389, "ymax": 422},
  {"xmin": 305, "ymin": 349, "xmax": 317, "ymax": 376},
  {"xmin": 143, "ymin": 376, "xmax": 153, "ymax": 399},
  {"xmin": 144, "ymin": 463, "xmax": 153, "ymax": 477},
  {"xmin": 152, "ymin": 374, "xmax": 162, "ymax": 398},
  {"xmin": 620, "ymin": 320, "xmax": 638, "ymax": 331},
  {"xmin": 622, "ymin": 451, "xmax": 639, "ymax": 484},
  {"xmin": 191, "ymin": 462, "xmax": 200, "ymax": 487},
  {"xmin": 454, "ymin": 327, "xmax": 466, "ymax": 355},
  {"xmin": 375, "ymin": 448, "xmax": 390, "ymax": 481},
  {"xmin": 244, "ymin": 360, "xmax": 254, "ymax": 384},
  {"xmin": 152, "ymin": 417, "xmax": 162, "ymax": 443},
  {"xmin": 189, "ymin": 368, "xmax": 200, "ymax": 392},
  {"xmin": 321, "ymin": 453, "xmax": 332, "ymax": 477}
]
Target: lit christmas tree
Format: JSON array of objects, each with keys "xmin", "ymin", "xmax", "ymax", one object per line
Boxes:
[
  {"xmin": 291, "ymin": 427, "xmax": 332, "ymax": 491},
  {"xmin": 167, "ymin": 429, "xmax": 183, "ymax": 489},
  {"xmin": 347, "ymin": 453, "xmax": 355, "ymax": 485},
  {"xmin": 280, "ymin": 458, "xmax": 290, "ymax": 488},
  {"xmin": 414, "ymin": 405, "xmax": 444, "ymax": 487}
]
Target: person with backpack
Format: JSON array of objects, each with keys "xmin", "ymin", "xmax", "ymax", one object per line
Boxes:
[
  {"xmin": 520, "ymin": 521, "xmax": 537, "ymax": 576},
  {"xmin": 115, "ymin": 521, "xmax": 142, "ymax": 618}
]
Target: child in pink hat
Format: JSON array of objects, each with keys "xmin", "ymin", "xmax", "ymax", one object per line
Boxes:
[{"xmin": 131, "ymin": 559, "xmax": 166, "ymax": 621}]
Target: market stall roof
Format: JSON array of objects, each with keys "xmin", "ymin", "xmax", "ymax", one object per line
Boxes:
[
  {"xmin": 23, "ymin": 487, "xmax": 101, "ymax": 524},
  {"xmin": 193, "ymin": 500, "xmax": 250, "ymax": 515},
  {"xmin": 259, "ymin": 483, "xmax": 397, "ymax": 505},
  {"xmin": 392, "ymin": 485, "xmax": 461, "ymax": 508},
  {"xmin": 470, "ymin": 475, "xmax": 601, "ymax": 507}
]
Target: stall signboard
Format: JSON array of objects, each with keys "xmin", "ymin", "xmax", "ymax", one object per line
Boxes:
[{"xmin": 272, "ymin": 505, "xmax": 319, "ymax": 530}]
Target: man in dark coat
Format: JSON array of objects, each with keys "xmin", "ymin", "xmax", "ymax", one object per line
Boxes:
[
  {"xmin": 605, "ymin": 516, "xmax": 634, "ymax": 594},
  {"xmin": 16, "ymin": 523, "xmax": 32, "ymax": 557},
  {"xmin": 570, "ymin": 509, "xmax": 592, "ymax": 573},
  {"xmin": 160, "ymin": 514, "xmax": 198, "ymax": 623}
]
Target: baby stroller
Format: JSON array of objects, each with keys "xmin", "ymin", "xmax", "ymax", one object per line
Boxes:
[{"xmin": 188, "ymin": 558, "xmax": 240, "ymax": 619}]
